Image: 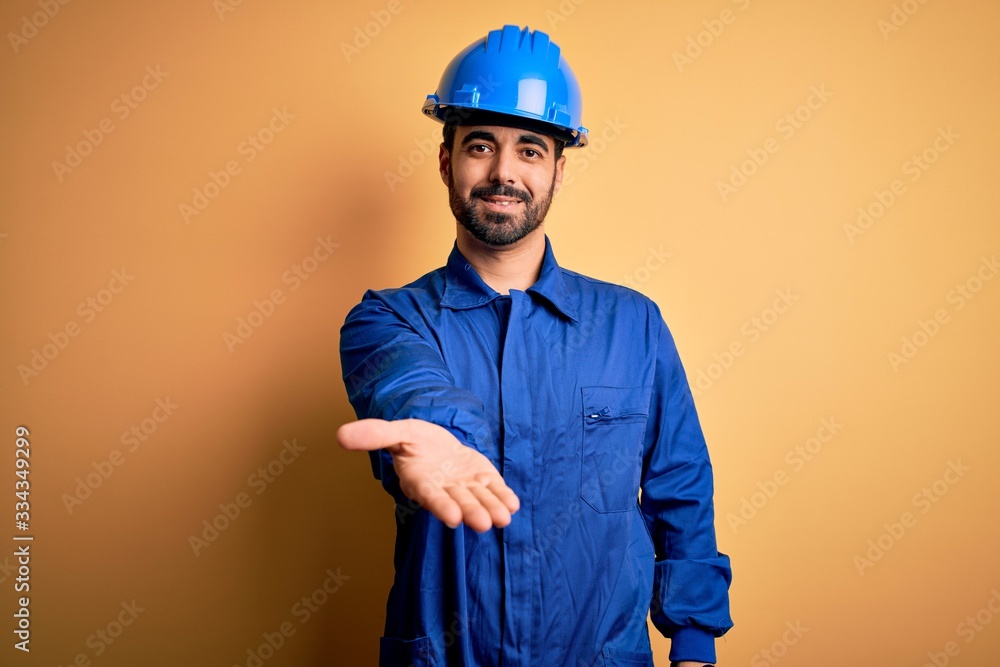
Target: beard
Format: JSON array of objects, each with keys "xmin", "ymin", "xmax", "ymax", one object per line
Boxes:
[{"xmin": 448, "ymin": 170, "xmax": 556, "ymax": 247}]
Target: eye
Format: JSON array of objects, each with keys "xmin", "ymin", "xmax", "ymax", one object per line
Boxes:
[
  {"xmin": 469, "ymin": 144, "xmax": 492, "ymax": 154},
  {"xmin": 523, "ymin": 149, "xmax": 541, "ymax": 159}
]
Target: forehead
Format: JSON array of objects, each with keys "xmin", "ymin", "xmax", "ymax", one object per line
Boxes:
[{"xmin": 455, "ymin": 124, "xmax": 556, "ymax": 150}]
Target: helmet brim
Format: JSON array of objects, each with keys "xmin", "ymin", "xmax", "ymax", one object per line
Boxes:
[{"xmin": 436, "ymin": 107, "xmax": 577, "ymax": 148}]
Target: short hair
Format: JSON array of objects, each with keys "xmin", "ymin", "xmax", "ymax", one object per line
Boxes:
[{"xmin": 441, "ymin": 109, "xmax": 568, "ymax": 162}]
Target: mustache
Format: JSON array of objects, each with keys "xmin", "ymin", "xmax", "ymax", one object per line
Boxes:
[{"xmin": 470, "ymin": 184, "xmax": 531, "ymax": 204}]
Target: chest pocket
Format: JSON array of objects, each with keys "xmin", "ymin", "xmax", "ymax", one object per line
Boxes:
[{"xmin": 580, "ymin": 385, "xmax": 652, "ymax": 513}]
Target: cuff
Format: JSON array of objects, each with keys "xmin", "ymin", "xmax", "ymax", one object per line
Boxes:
[{"xmin": 668, "ymin": 626, "xmax": 716, "ymax": 664}]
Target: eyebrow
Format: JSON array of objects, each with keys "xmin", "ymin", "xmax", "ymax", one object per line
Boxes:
[{"xmin": 460, "ymin": 129, "xmax": 550, "ymax": 153}]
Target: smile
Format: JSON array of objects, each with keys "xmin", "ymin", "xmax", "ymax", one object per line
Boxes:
[{"xmin": 480, "ymin": 196, "xmax": 522, "ymax": 209}]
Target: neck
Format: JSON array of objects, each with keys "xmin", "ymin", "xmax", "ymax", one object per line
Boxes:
[{"xmin": 455, "ymin": 226, "xmax": 546, "ymax": 295}]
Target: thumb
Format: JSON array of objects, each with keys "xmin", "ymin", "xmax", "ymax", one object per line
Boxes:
[{"xmin": 337, "ymin": 418, "xmax": 407, "ymax": 452}]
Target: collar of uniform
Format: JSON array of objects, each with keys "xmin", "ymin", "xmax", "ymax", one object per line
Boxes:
[
  {"xmin": 440, "ymin": 243, "xmax": 500, "ymax": 310},
  {"xmin": 527, "ymin": 235, "xmax": 579, "ymax": 322},
  {"xmin": 440, "ymin": 236, "xmax": 579, "ymax": 322}
]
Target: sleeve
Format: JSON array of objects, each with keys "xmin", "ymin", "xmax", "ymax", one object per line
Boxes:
[
  {"xmin": 639, "ymin": 303, "xmax": 733, "ymax": 665},
  {"xmin": 339, "ymin": 291, "xmax": 496, "ymax": 504}
]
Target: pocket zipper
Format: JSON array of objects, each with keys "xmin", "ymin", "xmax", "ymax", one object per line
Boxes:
[{"xmin": 586, "ymin": 406, "xmax": 646, "ymax": 421}]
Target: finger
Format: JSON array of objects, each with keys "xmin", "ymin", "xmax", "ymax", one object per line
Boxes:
[
  {"xmin": 445, "ymin": 484, "xmax": 492, "ymax": 533},
  {"xmin": 414, "ymin": 485, "xmax": 463, "ymax": 529},
  {"xmin": 467, "ymin": 482, "xmax": 513, "ymax": 528},
  {"xmin": 479, "ymin": 474, "xmax": 520, "ymax": 514},
  {"xmin": 336, "ymin": 418, "xmax": 406, "ymax": 452}
]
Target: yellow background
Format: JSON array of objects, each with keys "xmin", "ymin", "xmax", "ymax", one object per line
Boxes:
[{"xmin": 2, "ymin": 0, "xmax": 999, "ymax": 664}]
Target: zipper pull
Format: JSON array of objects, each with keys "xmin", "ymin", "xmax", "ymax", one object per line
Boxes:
[{"xmin": 587, "ymin": 406, "xmax": 612, "ymax": 420}]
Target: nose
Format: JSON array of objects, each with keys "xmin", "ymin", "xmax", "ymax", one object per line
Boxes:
[{"xmin": 488, "ymin": 145, "xmax": 517, "ymax": 185}]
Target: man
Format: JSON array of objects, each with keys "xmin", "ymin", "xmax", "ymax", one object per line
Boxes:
[{"xmin": 338, "ymin": 24, "xmax": 732, "ymax": 667}]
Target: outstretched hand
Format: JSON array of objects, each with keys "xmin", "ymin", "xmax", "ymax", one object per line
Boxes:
[{"xmin": 337, "ymin": 418, "xmax": 520, "ymax": 532}]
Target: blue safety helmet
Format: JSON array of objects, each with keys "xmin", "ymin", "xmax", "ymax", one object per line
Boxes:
[{"xmin": 423, "ymin": 25, "xmax": 589, "ymax": 148}]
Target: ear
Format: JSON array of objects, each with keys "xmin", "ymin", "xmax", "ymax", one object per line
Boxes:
[
  {"xmin": 439, "ymin": 142, "xmax": 451, "ymax": 186},
  {"xmin": 552, "ymin": 153, "xmax": 566, "ymax": 196}
]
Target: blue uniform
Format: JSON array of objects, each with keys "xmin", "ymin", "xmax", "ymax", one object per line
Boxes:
[{"xmin": 340, "ymin": 237, "xmax": 732, "ymax": 666}]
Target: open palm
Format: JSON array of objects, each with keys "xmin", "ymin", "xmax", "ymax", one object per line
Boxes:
[{"xmin": 337, "ymin": 418, "xmax": 520, "ymax": 532}]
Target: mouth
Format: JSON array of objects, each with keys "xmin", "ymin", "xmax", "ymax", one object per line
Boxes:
[{"xmin": 479, "ymin": 196, "xmax": 523, "ymax": 210}]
